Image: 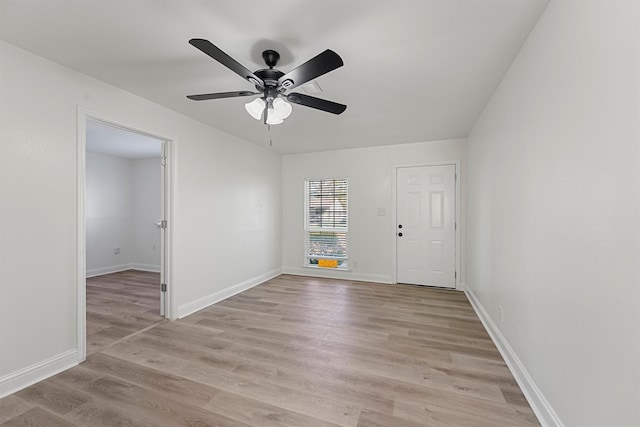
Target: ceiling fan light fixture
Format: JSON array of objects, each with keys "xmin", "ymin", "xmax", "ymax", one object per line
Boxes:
[
  {"xmin": 244, "ymin": 97, "xmax": 265, "ymax": 120},
  {"xmin": 264, "ymin": 98, "xmax": 292, "ymax": 125},
  {"xmin": 266, "ymin": 106, "xmax": 284, "ymax": 125},
  {"xmin": 273, "ymin": 98, "xmax": 292, "ymax": 119}
]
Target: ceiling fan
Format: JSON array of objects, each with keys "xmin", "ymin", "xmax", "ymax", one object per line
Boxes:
[{"xmin": 187, "ymin": 38, "xmax": 347, "ymax": 125}]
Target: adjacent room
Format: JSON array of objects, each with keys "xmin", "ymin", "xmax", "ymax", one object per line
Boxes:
[
  {"xmin": 85, "ymin": 119, "xmax": 166, "ymax": 353},
  {"xmin": 1, "ymin": 1, "xmax": 638, "ymax": 426}
]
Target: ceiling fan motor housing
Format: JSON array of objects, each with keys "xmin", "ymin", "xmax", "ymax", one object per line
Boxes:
[
  {"xmin": 255, "ymin": 66, "xmax": 285, "ymax": 101},
  {"xmin": 262, "ymin": 49, "xmax": 280, "ymax": 68}
]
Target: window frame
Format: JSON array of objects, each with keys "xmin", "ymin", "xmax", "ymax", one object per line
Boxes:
[{"xmin": 304, "ymin": 178, "xmax": 349, "ymax": 270}]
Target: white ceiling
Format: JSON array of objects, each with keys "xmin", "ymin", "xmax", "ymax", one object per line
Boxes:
[
  {"xmin": 87, "ymin": 119, "xmax": 162, "ymax": 159},
  {"xmin": 0, "ymin": 0, "xmax": 548, "ymax": 154}
]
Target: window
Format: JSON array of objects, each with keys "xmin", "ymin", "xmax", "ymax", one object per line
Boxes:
[{"xmin": 305, "ymin": 178, "xmax": 348, "ymax": 269}]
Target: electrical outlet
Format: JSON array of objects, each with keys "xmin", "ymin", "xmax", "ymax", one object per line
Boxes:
[{"xmin": 498, "ymin": 306, "xmax": 504, "ymax": 323}]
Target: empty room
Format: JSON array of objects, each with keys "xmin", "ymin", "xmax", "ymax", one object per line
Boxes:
[
  {"xmin": 0, "ymin": 1, "xmax": 638, "ymax": 427},
  {"xmin": 85, "ymin": 119, "xmax": 166, "ymax": 354}
]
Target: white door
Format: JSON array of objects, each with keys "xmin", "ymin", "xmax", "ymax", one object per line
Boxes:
[{"xmin": 396, "ymin": 165, "xmax": 456, "ymax": 288}]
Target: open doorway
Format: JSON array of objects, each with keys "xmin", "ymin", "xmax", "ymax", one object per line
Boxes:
[{"xmin": 77, "ymin": 112, "xmax": 172, "ymax": 360}]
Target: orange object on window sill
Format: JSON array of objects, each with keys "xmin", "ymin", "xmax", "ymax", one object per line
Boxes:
[{"xmin": 318, "ymin": 259, "xmax": 338, "ymax": 268}]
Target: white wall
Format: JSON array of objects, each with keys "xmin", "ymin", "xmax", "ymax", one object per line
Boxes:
[
  {"xmin": 174, "ymin": 131, "xmax": 282, "ymax": 316},
  {"xmin": 282, "ymin": 139, "xmax": 466, "ymax": 284},
  {"xmin": 86, "ymin": 153, "xmax": 161, "ymax": 276},
  {"xmin": 465, "ymin": 1, "xmax": 640, "ymax": 426},
  {"xmin": 0, "ymin": 40, "xmax": 282, "ymax": 394},
  {"xmin": 86, "ymin": 152, "xmax": 135, "ymax": 275}
]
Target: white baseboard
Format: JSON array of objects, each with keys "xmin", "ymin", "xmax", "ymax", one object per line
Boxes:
[
  {"xmin": 0, "ymin": 349, "xmax": 78, "ymax": 398},
  {"xmin": 177, "ymin": 268, "xmax": 282, "ymax": 319},
  {"xmin": 86, "ymin": 263, "xmax": 160, "ymax": 277},
  {"xmin": 86, "ymin": 263, "xmax": 133, "ymax": 278},
  {"xmin": 282, "ymin": 266, "xmax": 393, "ymax": 284},
  {"xmin": 464, "ymin": 287, "xmax": 564, "ymax": 427},
  {"xmin": 129, "ymin": 263, "xmax": 161, "ymax": 273}
]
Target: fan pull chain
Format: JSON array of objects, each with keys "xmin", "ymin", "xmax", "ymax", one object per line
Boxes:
[{"xmin": 268, "ymin": 124, "xmax": 272, "ymax": 147}]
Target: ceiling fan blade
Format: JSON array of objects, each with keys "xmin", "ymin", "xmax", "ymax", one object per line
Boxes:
[
  {"xmin": 278, "ymin": 50, "xmax": 343, "ymax": 91},
  {"xmin": 189, "ymin": 39, "xmax": 263, "ymax": 87},
  {"xmin": 187, "ymin": 91, "xmax": 259, "ymax": 101},
  {"xmin": 287, "ymin": 93, "xmax": 347, "ymax": 115}
]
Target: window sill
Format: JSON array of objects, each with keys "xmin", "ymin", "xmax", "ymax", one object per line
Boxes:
[{"xmin": 302, "ymin": 265, "xmax": 351, "ymax": 272}]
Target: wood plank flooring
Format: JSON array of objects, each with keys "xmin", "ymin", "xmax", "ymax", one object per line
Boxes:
[
  {"xmin": 0, "ymin": 274, "xmax": 540, "ymax": 426},
  {"xmin": 85, "ymin": 270, "xmax": 164, "ymax": 355}
]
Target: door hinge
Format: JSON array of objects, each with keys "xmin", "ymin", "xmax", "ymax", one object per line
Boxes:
[
  {"xmin": 455, "ymin": 271, "xmax": 457, "ymax": 280},
  {"xmin": 160, "ymin": 219, "xmax": 167, "ymax": 229},
  {"xmin": 161, "ymin": 157, "xmax": 167, "ymax": 166},
  {"xmin": 455, "ymin": 222, "xmax": 457, "ymax": 230},
  {"xmin": 161, "ymin": 283, "xmax": 167, "ymax": 292}
]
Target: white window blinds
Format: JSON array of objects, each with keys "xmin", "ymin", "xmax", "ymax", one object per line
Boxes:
[{"xmin": 305, "ymin": 178, "xmax": 348, "ymax": 269}]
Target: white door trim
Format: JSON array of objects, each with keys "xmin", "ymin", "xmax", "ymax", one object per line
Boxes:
[
  {"xmin": 76, "ymin": 107, "xmax": 176, "ymax": 363},
  {"xmin": 392, "ymin": 161, "xmax": 461, "ymax": 289}
]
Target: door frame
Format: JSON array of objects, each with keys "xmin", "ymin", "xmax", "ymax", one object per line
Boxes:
[
  {"xmin": 392, "ymin": 161, "xmax": 461, "ymax": 289},
  {"xmin": 76, "ymin": 107, "xmax": 175, "ymax": 362}
]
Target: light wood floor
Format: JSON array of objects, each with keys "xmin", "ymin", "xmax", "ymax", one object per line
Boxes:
[
  {"xmin": 0, "ymin": 274, "xmax": 540, "ymax": 426},
  {"xmin": 86, "ymin": 270, "xmax": 164, "ymax": 355}
]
